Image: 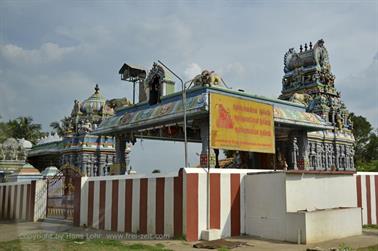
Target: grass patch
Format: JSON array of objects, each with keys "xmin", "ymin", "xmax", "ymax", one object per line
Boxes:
[
  {"xmin": 363, "ymin": 224, "xmax": 378, "ymax": 230},
  {"xmin": 217, "ymin": 247, "xmax": 230, "ymax": 251},
  {"xmin": 357, "ymin": 244, "xmax": 378, "ymax": 251},
  {"xmin": 0, "ymin": 238, "xmax": 172, "ymax": 251}
]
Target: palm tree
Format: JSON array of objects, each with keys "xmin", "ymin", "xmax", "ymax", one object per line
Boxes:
[{"xmin": 7, "ymin": 117, "xmax": 45, "ymax": 144}]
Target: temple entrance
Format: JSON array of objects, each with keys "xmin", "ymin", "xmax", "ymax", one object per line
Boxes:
[{"xmin": 46, "ymin": 165, "xmax": 81, "ymax": 220}]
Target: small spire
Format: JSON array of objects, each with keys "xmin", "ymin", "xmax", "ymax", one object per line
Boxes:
[
  {"xmin": 304, "ymin": 43, "xmax": 308, "ymax": 51},
  {"xmin": 95, "ymin": 84, "xmax": 100, "ymax": 93},
  {"xmin": 309, "ymin": 41, "xmax": 313, "ymax": 49},
  {"xmin": 300, "ymin": 44, "xmax": 303, "ymax": 52}
]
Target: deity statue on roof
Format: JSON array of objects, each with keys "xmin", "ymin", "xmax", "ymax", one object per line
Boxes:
[{"xmin": 279, "ymin": 39, "xmax": 351, "ymax": 131}]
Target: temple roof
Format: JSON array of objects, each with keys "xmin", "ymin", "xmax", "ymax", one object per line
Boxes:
[{"xmin": 93, "ymin": 86, "xmax": 331, "ymax": 137}]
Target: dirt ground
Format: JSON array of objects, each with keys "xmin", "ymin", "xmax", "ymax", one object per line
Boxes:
[{"xmin": 0, "ymin": 218, "xmax": 377, "ymax": 251}]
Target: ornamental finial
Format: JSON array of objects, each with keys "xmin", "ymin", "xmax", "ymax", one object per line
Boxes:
[{"xmin": 95, "ymin": 84, "xmax": 100, "ymax": 93}]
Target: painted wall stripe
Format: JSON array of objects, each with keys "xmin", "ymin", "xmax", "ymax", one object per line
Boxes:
[
  {"xmin": 104, "ymin": 180, "xmax": 112, "ymax": 230},
  {"xmin": 156, "ymin": 178, "xmax": 165, "ymax": 234},
  {"xmin": 147, "ymin": 179, "xmax": 156, "ymax": 234},
  {"xmin": 210, "ymin": 173, "xmax": 221, "ymax": 229},
  {"xmin": 139, "ymin": 178, "xmax": 148, "ymax": 234},
  {"xmin": 220, "ymin": 173, "xmax": 231, "ymax": 238},
  {"xmin": 19, "ymin": 185, "xmax": 24, "ymax": 220},
  {"xmin": 111, "ymin": 180, "xmax": 119, "ymax": 232},
  {"xmin": 240, "ymin": 173, "xmax": 246, "ymax": 234},
  {"xmin": 99, "ymin": 180, "xmax": 106, "ymax": 230},
  {"xmin": 7, "ymin": 186, "xmax": 11, "ymax": 219},
  {"xmin": 16, "ymin": 185, "xmax": 21, "ymax": 220},
  {"xmin": 131, "ymin": 179, "xmax": 140, "ymax": 233},
  {"xmin": 9, "ymin": 186, "xmax": 14, "ymax": 220},
  {"xmin": 357, "ymin": 175, "xmax": 362, "ymax": 207},
  {"xmin": 361, "ymin": 175, "xmax": 367, "ymax": 224},
  {"xmin": 186, "ymin": 173, "xmax": 198, "ymax": 242},
  {"xmin": 12, "ymin": 185, "xmax": 20, "ymax": 219},
  {"xmin": 371, "ymin": 176, "xmax": 377, "ymax": 224},
  {"xmin": 366, "ymin": 176, "xmax": 372, "ymax": 224},
  {"xmin": 117, "ymin": 179, "xmax": 125, "ymax": 232},
  {"xmin": 87, "ymin": 181, "xmax": 94, "ymax": 227},
  {"xmin": 197, "ymin": 173, "xmax": 207, "ymax": 239},
  {"xmin": 164, "ymin": 177, "xmax": 174, "ymax": 236},
  {"xmin": 230, "ymin": 173, "xmax": 241, "ymax": 236},
  {"xmin": 31, "ymin": 181, "xmax": 36, "ymax": 221},
  {"xmin": 125, "ymin": 179, "xmax": 133, "ymax": 232},
  {"xmin": 73, "ymin": 178, "xmax": 81, "ymax": 226},
  {"xmin": 26, "ymin": 184, "xmax": 31, "ymax": 221},
  {"xmin": 80, "ymin": 179, "xmax": 88, "ymax": 226},
  {"xmin": 2, "ymin": 186, "xmax": 7, "ymax": 218},
  {"xmin": 22, "ymin": 184, "xmax": 27, "ymax": 220},
  {"xmin": 93, "ymin": 181, "xmax": 100, "ymax": 228},
  {"xmin": 174, "ymin": 170, "xmax": 183, "ymax": 237},
  {"xmin": 375, "ymin": 176, "xmax": 378, "ymax": 225}
]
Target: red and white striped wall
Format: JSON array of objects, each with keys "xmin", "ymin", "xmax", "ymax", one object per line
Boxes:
[
  {"xmin": 356, "ymin": 172, "xmax": 378, "ymax": 225},
  {"xmin": 0, "ymin": 180, "xmax": 44, "ymax": 221},
  {"xmin": 182, "ymin": 168, "xmax": 271, "ymax": 241},
  {"xmin": 73, "ymin": 168, "xmax": 271, "ymax": 241},
  {"xmin": 74, "ymin": 170, "xmax": 184, "ymax": 237}
]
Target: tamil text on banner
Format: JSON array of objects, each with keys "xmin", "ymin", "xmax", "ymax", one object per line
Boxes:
[{"xmin": 210, "ymin": 93, "xmax": 275, "ymax": 153}]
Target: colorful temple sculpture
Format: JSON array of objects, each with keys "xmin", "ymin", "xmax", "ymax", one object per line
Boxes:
[
  {"xmin": 0, "ymin": 138, "xmax": 33, "ymax": 182},
  {"xmin": 27, "ymin": 85, "xmax": 132, "ymax": 176},
  {"xmin": 279, "ymin": 39, "xmax": 355, "ymax": 171}
]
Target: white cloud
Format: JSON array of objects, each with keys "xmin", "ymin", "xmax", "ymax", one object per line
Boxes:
[
  {"xmin": 0, "ymin": 42, "xmax": 75, "ymax": 64},
  {"xmin": 183, "ymin": 63, "xmax": 202, "ymax": 81}
]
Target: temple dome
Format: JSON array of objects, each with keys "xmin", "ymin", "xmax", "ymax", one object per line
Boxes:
[{"xmin": 80, "ymin": 84, "xmax": 107, "ymax": 115}]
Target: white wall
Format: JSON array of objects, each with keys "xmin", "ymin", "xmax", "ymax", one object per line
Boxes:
[
  {"xmin": 285, "ymin": 174, "xmax": 357, "ymax": 212},
  {"xmin": 305, "ymin": 208, "xmax": 362, "ymax": 243},
  {"xmin": 245, "ymin": 172, "xmax": 362, "ymax": 244},
  {"xmin": 245, "ymin": 172, "xmax": 289, "ymax": 240}
]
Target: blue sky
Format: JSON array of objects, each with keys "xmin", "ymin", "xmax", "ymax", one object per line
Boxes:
[{"xmin": 0, "ymin": 1, "xmax": 377, "ymax": 174}]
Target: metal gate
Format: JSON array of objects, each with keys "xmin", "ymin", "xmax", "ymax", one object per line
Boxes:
[{"xmin": 46, "ymin": 165, "xmax": 80, "ymax": 220}]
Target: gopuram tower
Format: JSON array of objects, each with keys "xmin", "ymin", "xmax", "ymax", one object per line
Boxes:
[{"xmin": 279, "ymin": 39, "xmax": 355, "ymax": 171}]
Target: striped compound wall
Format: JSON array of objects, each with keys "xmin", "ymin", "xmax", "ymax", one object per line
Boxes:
[
  {"xmin": 0, "ymin": 180, "xmax": 46, "ymax": 222},
  {"xmin": 356, "ymin": 172, "xmax": 378, "ymax": 225},
  {"xmin": 1, "ymin": 171, "xmax": 376, "ymax": 241},
  {"xmin": 73, "ymin": 168, "xmax": 271, "ymax": 241},
  {"xmin": 74, "ymin": 170, "xmax": 185, "ymax": 237}
]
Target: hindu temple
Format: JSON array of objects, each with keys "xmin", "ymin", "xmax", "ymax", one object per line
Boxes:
[
  {"xmin": 92, "ymin": 39, "xmax": 355, "ymax": 174},
  {"xmin": 27, "ymin": 85, "xmax": 131, "ymax": 176}
]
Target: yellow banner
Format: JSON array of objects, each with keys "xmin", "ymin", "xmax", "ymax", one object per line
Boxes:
[{"xmin": 210, "ymin": 93, "xmax": 275, "ymax": 153}]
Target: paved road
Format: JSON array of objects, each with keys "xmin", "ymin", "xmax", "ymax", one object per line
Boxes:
[{"xmin": 0, "ymin": 219, "xmax": 377, "ymax": 251}]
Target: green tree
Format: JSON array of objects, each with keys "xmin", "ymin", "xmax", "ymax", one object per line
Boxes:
[
  {"xmin": 350, "ymin": 113, "xmax": 373, "ymax": 163},
  {"xmin": 0, "ymin": 116, "xmax": 10, "ymax": 142},
  {"xmin": 365, "ymin": 130, "xmax": 378, "ymax": 162},
  {"xmin": 7, "ymin": 117, "xmax": 45, "ymax": 144},
  {"xmin": 349, "ymin": 113, "xmax": 378, "ymax": 171}
]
